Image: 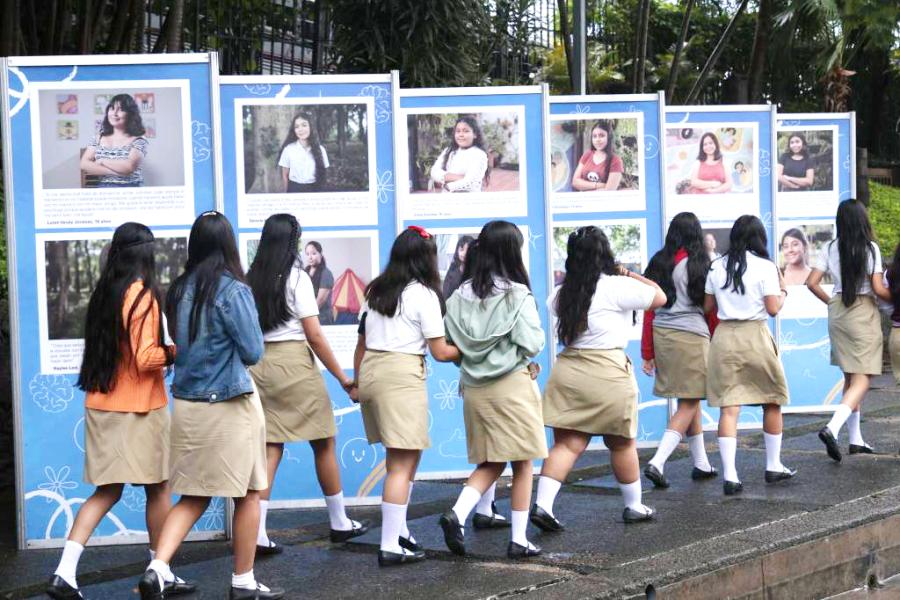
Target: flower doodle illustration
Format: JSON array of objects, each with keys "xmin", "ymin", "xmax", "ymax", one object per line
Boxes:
[{"xmin": 29, "ymin": 374, "xmax": 74, "ymax": 414}]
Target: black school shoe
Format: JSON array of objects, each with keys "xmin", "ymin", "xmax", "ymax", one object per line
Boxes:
[
  {"xmin": 691, "ymin": 466, "xmax": 718, "ymax": 480},
  {"xmin": 138, "ymin": 570, "xmax": 165, "ymax": 600},
  {"xmin": 399, "ymin": 535, "xmax": 423, "ymax": 552},
  {"xmin": 764, "ymin": 466, "xmax": 797, "ymax": 484},
  {"xmin": 378, "ymin": 548, "xmax": 427, "ymax": 567},
  {"xmin": 818, "ymin": 427, "xmax": 842, "ymax": 462},
  {"xmin": 849, "ymin": 443, "xmax": 875, "ymax": 455},
  {"xmin": 622, "ymin": 506, "xmax": 655, "ymax": 524},
  {"xmin": 473, "ymin": 502, "xmax": 511, "ymax": 529},
  {"xmin": 46, "ymin": 575, "xmax": 84, "ymax": 599},
  {"xmin": 529, "ymin": 504, "xmax": 564, "ymax": 532},
  {"xmin": 507, "ymin": 541, "xmax": 542, "ymax": 559},
  {"xmin": 723, "ymin": 481, "xmax": 743, "ymax": 496},
  {"xmin": 255, "ymin": 540, "xmax": 283, "ymax": 556},
  {"xmin": 644, "ymin": 464, "xmax": 670, "ymax": 488},
  {"xmin": 330, "ymin": 519, "xmax": 371, "ymax": 543},
  {"xmin": 229, "ymin": 583, "xmax": 285, "ymax": 600},
  {"xmin": 438, "ymin": 510, "xmax": 466, "ymax": 556}
]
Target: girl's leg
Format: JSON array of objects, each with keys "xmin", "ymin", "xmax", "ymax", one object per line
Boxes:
[
  {"xmin": 508, "ymin": 460, "xmax": 537, "ymax": 549},
  {"xmin": 762, "ymin": 404, "xmax": 795, "ymax": 480},
  {"xmin": 400, "ymin": 452, "xmax": 423, "ymax": 543},
  {"xmin": 309, "ymin": 436, "xmax": 362, "ymax": 535},
  {"xmin": 821, "ymin": 373, "xmax": 871, "ymax": 461},
  {"xmin": 647, "ymin": 399, "xmax": 702, "ymax": 483},
  {"xmin": 440, "ymin": 462, "xmax": 505, "ymax": 555},
  {"xmin": 230, "ymin": 491, "xmax": 281, "ymax": 595},
  {"xmin": 257, "ymin": 443, "xmax": 283, "ymax": 548},
  {"xmin": 143, "ymin": 496, "xmax": 210, "ymax": 594},
  {"xmin": 535, "ymin": 428, "xmax": 590, "ymax": 516},
  {"xmin": 605, "ymin": 435, "xmax": 653, "ymax": 518},
  {"xmin": 143, "ymin": 482, "xmax": 171, "ymax": 552},
  {"xmin": 717, "ymin": 406, "xmax": 741, "ymax": 484},
  {"xmin": 380, "ymin": 448, "xmax": 421, "ymax": 554},
  {"xmin": 686, "ymin": 402, "xmax": 714, "ymax": 473}
]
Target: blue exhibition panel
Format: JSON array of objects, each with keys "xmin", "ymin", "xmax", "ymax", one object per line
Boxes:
[{"xmin": 1, "ymin": 54, "xmax": 220, "ymax": 547}]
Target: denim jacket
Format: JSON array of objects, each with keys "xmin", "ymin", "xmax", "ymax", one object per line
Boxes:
[{"xmin": 171, "ymin": 273, "xmax": 264, "ymax": 402}]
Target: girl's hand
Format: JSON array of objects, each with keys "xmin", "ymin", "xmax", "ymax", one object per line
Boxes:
[
  {"xmin": 348, "ymin": 384, "xmax": 359, "ymax": 403},
  {"xmin": 642, "ymin": 359, "xmax": 655, "ymax": 376},
  {"xmin": 340, "ymin": 378, "xmax": 355, "ymax": 393},
  {"xmin": 616, "ymin": 264, "xmax": 630, "ymax": 276},
  {"xmin": 527, "ymin": 362, "xmax": 541, "ymax": 380}
]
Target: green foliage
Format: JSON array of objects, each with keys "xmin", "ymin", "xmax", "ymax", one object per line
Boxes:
[{"xmin": 870, "ymin": 182, "xmax": 900, "ymax": 254}]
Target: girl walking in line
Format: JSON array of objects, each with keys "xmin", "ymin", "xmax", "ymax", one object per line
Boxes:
[
  {"xmin": 807, "ymin": 200, "xmax": 891, "ymax": 460},
  {"xmin": 352, "ymin": 226, "xmax": 460, "ymax": 566},
  {"xmin": 641, "ymin": 212, "xmax": 718, "ymax": 489},
  {"xmin": 138, "ymin": 212, "xmax": 283, "ymax": 600},
  {"xmin": 704, "ymin": 215, "xmax": 795, "ymax": 496},
  {"xmin": 531, "ymin": 226, "xmax": 665, "ymax": 533},
  {"xmin": 47, "ymin": 223, "xmax": 192, "ymax": 600},
  {"xmin": 246, "ymin": 214, "xmax": 368, "ymax": 556},
  {"xmin": 440, "ymin": 220, "xmax": 547, "ymax": 559},
  {"xmin": 278, "ymin": 111, "xmax": 329, "ymax": 193}
]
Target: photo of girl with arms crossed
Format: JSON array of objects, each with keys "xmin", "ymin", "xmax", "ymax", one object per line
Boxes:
[
  {"xmin": 686, "ymin": 133, "xmax": 732, "ymax": 195},
  {"xmin": 777, "ymin": 134, "xmax": 815, "ymax": 192},
  {"xmin": 278, "ymin": 112, "xmax": 329, "ymax": 193},
  {"xmin": 430, "ymin": 117, "xmax": 490, "ymax": 193},
  {"xmin": 79, "ymin": 94, "xmax": 148, "ymax": 188}
]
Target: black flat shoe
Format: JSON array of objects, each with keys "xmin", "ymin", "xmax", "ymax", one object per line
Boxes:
[
  {"xmin": 255, "ymin": 540, "xmax": 283, "ymax": 556},
  {"xmin": 644, "ymin": 464, "xmax": 670, "ymax": 488},
  {"xmin": 529, "ymin": 504, "xmax": 564, "ymax": 532},
  {"xmin": 438, "ymin": 510, "xmax": 466, "ymax": 556},
  {"xmin": 46, "ymin": 575, "xmax": 83, "ymax": 599},
  {"xmin": 229, "ymin": 583, "xmax": 285, "ymax": 600},
  {"xmin": 622, "ymin": 506, "xmax": 655, "ymax": 523},
  {"xmin": 330, "ymin": 519, "xmax": 371, "ymax": 543},
  {"xmin": 507, "ymin": 541, "xmax": 542, "ymax": 559},
  {"xmin": 723, "ymin": 481, "xmax": 743, "ymax": 496},
  {"xmin": 138, "ymin": 570, "xmax": 165, "ymax": 600},
  {"xmin": 765, "ymin": 467, "xmax": 797, "ymax": 483},
  {"xmin": 164, "ymin": 577, "xmax": 197, "ymax": 596},
  {"xmin": 378, "ymin": 549, "xmax": 426, "ymax": 567},
  {"xmin": 473, "ymin": 502, "xmax": 511, "ymax": 529},
  {"xmin": 819, "ymin": 427, "xmax": 842, "ymax": 462},
  {"xmin": 691, "ymin": 466, "xmax": 718, "ymax": 480},
  {"xmin": 849, "ymin": 443, "xmax": 875, "ymax": 455},
  {"xmin": 399, "ymin": 535, "xmax": 423, "ymax": 552}
]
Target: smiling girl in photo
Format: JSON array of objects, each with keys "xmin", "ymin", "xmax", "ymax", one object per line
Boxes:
[{"xmin": 430, "ymin": 116, "xmax": 490, "ymax": 193}]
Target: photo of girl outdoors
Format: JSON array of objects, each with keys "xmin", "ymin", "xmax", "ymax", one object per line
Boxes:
[
  {"xmin": 407, "ymin": 111, "xmax": 521, "ymax": 194},
  {"xmin": 776, "ymin": 130, "xmax": 834, "ymax": 193},
  {"xmin": 665, "ymin": 126, "xmax": 756, "ymax": 197},
  {"xmin": 241, "ymin": 103, "xmax": 371, "ymax": 194},
  {"xmin": 553, "ymin": 223, "xmax": 643, "ymax": 287},
  {"xmin": 779, "ymin": 224, "xmax": 835, "ymax": 286},
  {"xmin": 436, "ymin": 233, "xmax": 476, "ymax": 299},
  {"xmin": 550, "ymin": 118, "xmax": 641, "ymax": 193}
]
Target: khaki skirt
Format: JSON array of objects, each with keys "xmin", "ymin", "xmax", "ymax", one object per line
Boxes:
[
  {"xmin": 543, "ymin": 348, "xmax": 638, "ymax": 438},
  {"xmin": 653, "ymin": 326, "xmax": 709, "ymax": 399},
  {"xmin": 359, "ymin": 351, "xmax": 429, "ymax": 450},
  {"xmin": 169, "ymin": 388, "xmax": 268, "ymax": 498},
  {"xmin": 890, "ymin": 328, "xmax": 900, "ymax": 385},
  {"xmin": 250, "ymin": 340, "xmax": 336, "ymax": 443},
  {"xmin": 829, "ymin": 294, "xmax": 883, "ymax": 375},
  {"xmin": 84, "ymin": 405, "xmax": 170, "ymax": 486},
  {"xmin": 463, "ymin": 368, "xmax": 548, "ymax": 464},
  {"xmin": 707, "ymin": 320, "xmax": 789, "ymax": 407}
]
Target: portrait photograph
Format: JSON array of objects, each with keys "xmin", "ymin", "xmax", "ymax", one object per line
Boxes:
[
  {"xmin": 552, "ymin": 221, "xmax": 645, "ymax": 287},
  {"xmin": 778, "ymin": 222, "xmax": 835, "ymax": 286},
  {"xmin": 666, "ymin": 125, "xmax": 757, "ymax": 197},
  {"xmin": 702, "ymin": 227, "xmax": 731, "ymax": 262},
  {"xmin": 433, "ymin": 229, "xmax": 480, "ymax": 300},
  {"xmin": 776, "ymin": 128, "xmax": 835, "ymax": 194}
]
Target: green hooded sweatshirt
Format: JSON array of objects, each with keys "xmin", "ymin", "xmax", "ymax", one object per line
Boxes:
[{"xmin": 444, "ymin": 280, "xmax": 545, "ymax": 388}]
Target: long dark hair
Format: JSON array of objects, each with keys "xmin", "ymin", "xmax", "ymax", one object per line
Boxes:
[
  {"xmin": 888, "ymin": 242, "xmax": 900, "ymax": 310},
  {"xmin": 166, "ymin": 212, "xmax": 245, "ymax": 343},
  {"xmin": 780, "ymin": 228, "xmax": 809, "ymax": 268},
  {"xmin": 645, "ymin": 212, "xmax": 710, "ymax": 308},
  {"xmin": 77, "ymin": 223, "xmax": 168, "ymax": 393},
  {"xmin": 304, "ymin": 241, "xmax": 328, "ymax": 291},
  {"xmin": 462, "ymin": 220, "xmax": 530, "ymax": 299},
  {"xmin": 782, "ymin": 133, "xmax": 809, "ymax": 161},
  {"xmin": 556, "ymin": 226, "xmax": 619, "ymax": 346},
  {"xmin": 247, "ymin": 213, "xmax": 301, "ymax": 333},
  {"xmin": 441, "ymin": 116, "xmax": 491, "ymax": 186},
  {"xmin": 589, "ymin": 120, "xmax": 618, "ymax": 161},
  {"xmin": 696, "ymin": 132, "xmax": 723, "ymax": 162},
  {"xmin": 365, "ymin": 228, "xmax": 444, "ymax": 317},
  {"xmin": 721, "ymin": 215, "xmax": 770, "ymax": 295},
  {"xmin": 834, "ymin": 199, "xmax": 876, "ymax": 307},
  {"xmin": 447, "ymin": 235, "xmax": 475, "ymax": 277},
  {"xmin": 100, "ymin": 94, "xmax": 145, "ymax": 137},
  {"xmin": 280, "ymin": 111, "xmax": 327, "ymax": 187}
]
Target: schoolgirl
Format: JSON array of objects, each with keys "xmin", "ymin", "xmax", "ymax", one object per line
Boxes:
[
  {"xmin": 704, "ymin": 215, "xmax": 794, "ymax": 495},
  {"xmin": 440, "ymin": 220, "xmax": 547, "ymax": 559},
  {"xmin": 138, "ymin": 212, "xmax": 282, "ymax": 600},
  {"xmin": 884, "ymin": 243, "xmax": 900, "ymax": 385},
  {"xmin": 246, "ymin": 214, "xmax": 368, "ymax": 556},
  {"xmin": 47, "ymin": 223, "xmax": 191, "ymax": 600},
  {"xmin": 353, "ymin": 226, "xmax": 460, "ymax": 566},
  {"xmin": 807, "ymin": 199, "xmax": 891, "ymax": 460},
  {"xmin": 641, "ymin": 212, "xmax": 717, "ymax": 488},
  {"xmin": 278, "ymin": 111, "xmax": 329, "ymax": 193},
  {"xmin": 429, "ymin": 116, "xmax": 490, "ymax": 193},
  {"xmin": 531, "ymin": 226, "xmax": 665, "ymax": 532}
]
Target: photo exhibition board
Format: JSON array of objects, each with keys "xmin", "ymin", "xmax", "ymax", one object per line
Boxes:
[
  {"xmin": 218, "ymin": 74, "xmax": 396, "ymax": 505},
  {"xmin": 547, "ymin": 93, "xmax": 669, "ymax": 447},
  {"xmin": 396, "ymin": 85, "xmax": 551, "ymax": 476},
  {"xmin": 0, "ymin": 54, "xmax": 221, "ymax": 548},
  {"xmin": 664, "ymin": 105, "xmax": 776, "ymax": 431},
  {"xmin": 775, "ymin": 113, "xmax": 854, "ymax": 413}
]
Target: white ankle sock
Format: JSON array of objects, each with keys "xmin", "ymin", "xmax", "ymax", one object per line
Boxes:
[
  {"xmin": 847, "ymin": 410, "xmax": 865, "ymax": 446},
  {"xmin": 148, "ymin": 559, "xmax": 174, "ymax": 592},
  {"xmin": 256, "ymin": 499, "xmax": 270, "ymax": 546},
  {"xmin": 475, "ymin": 482, "xmax": 497, "ymax": 516},
  {"xmin": 763, "ymin": 432, "xmax": 785, "ymax": 471},
  {"xmin": 535, "ymin": 476, "xmax": 562, "ymax": 517},
  {"xmin": 618, "ymin": 480, "xmax": 648, "ymax": 512},
  {"xmin": 380, "ymin": 501, "xmax": 406, "ymax": 553},
  {"xmin": 451, "ymin": 485, "xmax": 482, "ymax": 526},
  {"xmin": 325, "ymin": 491, "xmax": 353, "ymax": 531},
  {"xmin": 649, "ymin": 429, "xmax": 682, "ymax": 472},
  {"xmin": 718, "ymin": 436, "xmax": 739, "ymax": 483},
  {"xmin": 53, "ymin": 540, "xmax": 84, "ymax": 589},
  {"xmin": 827, "ymin": 404, "xmax": 852, "ymax": 438},
  {"xmin": 510, "ymin": 510, "xmax": 529, "ymax": 546},
  {"xmin": 231, "ymin": 570, "xmax": 256, "ymax": 591},
  {"xmin": 688, "ymin": 433, "xmax": 713, "ymax": 471}
]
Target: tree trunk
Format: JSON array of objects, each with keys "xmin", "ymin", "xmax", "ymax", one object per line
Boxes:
[
  {"xmin": 864, "ymin": 48, "xmax": 889, "ymax": 157},
  {"xmin": 666, "ymin": 0, "xmax": 694, "ymax": 102},
  {"xmin": 747, "ymin": 0, "xmax": 772, "ymax": 102},
  {"xmin": 556, "ymin": 0, "xmax": 575, "ymax": 93},
  {"xmin": 0, "ymin": 0, "xmax": 18, "ymax": 57},
  {"xmin": 631, "ymin": 0, "xmax": 648, "ymax": 92},
  {"xmin": 684, "ymin": 0, "xmax": 750, "ymax": 105},
  {"xmin": 165, "ymin": 0, "xmax": 184, "ymax": 52},
  {"xmin": 107, "ymin": 0, "xmax": 134, "ymax": 53}
]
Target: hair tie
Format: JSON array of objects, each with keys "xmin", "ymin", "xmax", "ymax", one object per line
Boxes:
[{"xmin": 407, "ymin": 225, "xmax": 432, "ymax": 239}]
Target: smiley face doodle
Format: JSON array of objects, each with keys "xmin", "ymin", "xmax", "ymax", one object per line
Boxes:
[{"xmin": 339, "ymin": 437, "xmax": 379, "ymax": 470}]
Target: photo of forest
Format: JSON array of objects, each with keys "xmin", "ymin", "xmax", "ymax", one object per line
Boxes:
[{"xmin": 44, "ymin": 236, "xmax": 187, "ymax": 340}]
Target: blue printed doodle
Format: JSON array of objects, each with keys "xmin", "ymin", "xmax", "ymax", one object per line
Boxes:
[
  {"xmin": 438, "ymin": 429, "xmax": 468, "ymax": 459},
  {"xmin": 243, "ymin": 84, "xmax": 273, "ymax": 96},
  {"xmin": 38, "ymin": 466, "xmax": 78, "ymax": 503},
  {"xmin": 759, "ymin": 148, "xmax": 771, "ymax": 177},
  {"xmin": 376, "ymin": 170, "xmax": 395, "ymax": 205},
  {"xmin": 7, "ymin": 67, "xmax": 30, "ymax": 117},
  {"xmin": 359, "ymin": 85, "xmax": 391, "ymax": 124},
  {"xmin": 528, "ymin": 229, "xmax": 543, "ymax": 250},
  {"xmin": 644, "ymin": 134, "xmax": 660, "ymax": 159},
  {"xmin": 29, "ymin": 374, "xmax": 75, "ymax": 414},
  {"xmin": 340, "ymin": 437, "xmax": 379, "ymax": 470},
  {"xmin": 191, "ymin": 121, "xmax": 212, "ymax": 162},
  {"xmin": 571, "ymin": 104, "xmax": 591, "ymax": 114},
  {"xmin": 120, "ymin": 485, "xmax": 147, "ymax": 512},
  {"xmin": 435, "ymin": 379, "xmax": 460, "ymax": 411}
]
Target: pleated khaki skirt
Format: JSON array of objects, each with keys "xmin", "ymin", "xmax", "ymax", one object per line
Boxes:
[
  {"xmin": 358, "ymin": 350, "xmax": 430, "ymax": 450},
  {"xmin": 828, "ymin": 294, "xmax": 883, "ymax": 375},
  {"xmin": 543, "ymin": 348, "xmax": 638, "ymax": 438},
  {"xmin": 168, "ymin": 388, "xmax": 268, "ymax": 498},
  {"xmin": 84, "ymin": 405, "xmax": 170, "ymax": 486},
  {"xmin": 652, "ymin": 326, "xmax": 709, "ymax": 399},
  {"xmin": 890, "ymin": 328, "xmax": 900, "ymax": 385},
  {"xmin": 707, "ymin": 320, "xmax": 789, "ymax": 407},
  {"xmin": 250, "ymin": 340, "xmax": 336, "ymax": 443},
  {"xmin": 463, "ymin": 368, "xmax": 548, "ymax": 464}
]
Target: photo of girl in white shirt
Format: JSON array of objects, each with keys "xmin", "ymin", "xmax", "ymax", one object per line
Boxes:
[
  {"xmin": 278, "ymin": 111, "xmax": 330, "ymax": 193},
  {"xmin": 430, "ymin": 116, "xmax": 490, "ymax": 193}
]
